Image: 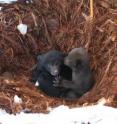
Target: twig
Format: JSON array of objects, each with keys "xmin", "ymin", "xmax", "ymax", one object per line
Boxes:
[
  {"xmin": 72, "ymin": 0, "xmax": 83, "ymax": 22},
  {"xmin": 90, "ymin": 0, "xmax": 94, "ymax": 19},
  {"xmin": 31, "ymin": 12, "xmax": 38, "ymax": 27},
  {"xmin": 99, "ymin": 56, "xmax": 113, "ymax": 86},
  {"xmin": 85, "ymin": 0, "xmax": 94, "ymax": 50},
  {"xmin": 42, "ymin": 17, "xmax": 53, "ymax": 46}
]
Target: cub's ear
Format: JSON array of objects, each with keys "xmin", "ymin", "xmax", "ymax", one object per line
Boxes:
[
  {"xmin": 37, "ymin": 54, "xmax": 43, "ymax": 61},
  {"xmin": 76, "ymin": 59, "xmax": 82, "ymax": 67}
]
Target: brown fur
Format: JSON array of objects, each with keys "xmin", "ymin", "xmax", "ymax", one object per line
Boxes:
[{"xmin": 57, "ymin": 47, "xmax": 94, "ymax": 97}]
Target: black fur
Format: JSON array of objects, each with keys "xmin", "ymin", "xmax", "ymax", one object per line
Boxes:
[
  {"xmin": 60, "ymin": 64, "xmax": 72, "ymax": 81},
  {"xmin": 31, "ymin": 50, "xmax": 75, "ymax": 99}
]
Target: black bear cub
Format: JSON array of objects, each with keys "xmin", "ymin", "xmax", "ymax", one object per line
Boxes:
[{"xmin": 31, "ymin": 50, "xmax": 73, "ymax": 98}]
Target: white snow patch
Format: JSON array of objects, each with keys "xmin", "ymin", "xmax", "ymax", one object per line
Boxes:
[
  {"xmin": 97, "ymin": 98, "xmax": 107, "ymax": 105},
  {"xmin": 35, "ymin": 80, "xmax": 39, "ymax": 87},
  {"xmin": 0, "ymin": 7, "xmax": 2, "ymax": 10},
  {"xmin": 0, "ymin": 105, "xmax": 117, "ymax": 124},
  {"xmin": 0, "ymin": 109, "xmax": 7, "ymax": 116},
  {"xmin": 0, "ymin": 0, "xmax": 17, "ymax": 3},
  {"xmin": 17, "ymin": 23, "xmax": 28, "ymax": 35},
  {"xmin": 26, "ymin": 0, "xmax": 33, "ymax": 4},
  {"xmin": 14, "ymin": 95, "xmax": 22, "ymax": 104}
]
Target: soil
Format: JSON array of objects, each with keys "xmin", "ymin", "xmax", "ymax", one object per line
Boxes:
[{"xmin": 0, "ymin": 0, "xmax": 117, "ymax": 114}]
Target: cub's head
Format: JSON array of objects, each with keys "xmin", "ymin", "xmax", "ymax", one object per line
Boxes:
[
  {"xmin": 64, "ymin": 47, "xmax": 89, "ymax": 69},
  {"xmin": 37, "ymin": 50, "xmax": 66, "ymax": 76}
]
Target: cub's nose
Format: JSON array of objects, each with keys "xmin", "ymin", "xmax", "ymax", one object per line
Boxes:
[
  {"xmin": 53, "ymin": 69, "xmax": 59, "ymax": 75},
  {"xmin": 51, "ymin": 66, "xmax": 59, "ymax": 76}
]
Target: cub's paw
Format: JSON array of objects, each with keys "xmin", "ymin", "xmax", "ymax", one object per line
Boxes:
[{"xmin": 53, "ymin": 75, "xmax": 61, "ymax": 87}]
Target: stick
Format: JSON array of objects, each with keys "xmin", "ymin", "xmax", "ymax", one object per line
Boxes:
[{"xmin": 90, "ymin": 0, "xmax": 94, "ymax": 18}]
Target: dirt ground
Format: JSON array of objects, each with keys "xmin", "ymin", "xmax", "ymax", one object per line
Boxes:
[{"xmin": 0, "ymin": 0, "xmax": 117, "ymax": 114}]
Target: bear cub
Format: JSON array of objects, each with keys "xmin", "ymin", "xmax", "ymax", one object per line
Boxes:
[
  {"xmin": 55, "ymin": 47, "xmax": 94, "ymax": 97},
  {"xmin": 31, "ymin": 50, "xmax": 73, "ymax": 98}
]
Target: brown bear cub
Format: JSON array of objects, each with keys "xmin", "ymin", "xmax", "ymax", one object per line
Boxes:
[{"xmin": 54, "ymin": 47, "xmax": 94, "ymax": 97}]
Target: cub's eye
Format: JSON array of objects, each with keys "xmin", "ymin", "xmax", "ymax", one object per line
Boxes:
[
  {"xmin": 75, "ymin": 59, "xmax": 83, "ymax": 68},
  {"xmin": 76, "ymin": 59, "xmax": 82, "ymax": 66},
  {"xmin": 73, "ymin": 63, "xmax": 77, "ymax": 67},
  {"xmin": 54, "ymin": 61, "xmax": 59, "ymax": 65},
  {"xmin": 47, "ymin": 64, "xmax": 51, "ymax": 68}
]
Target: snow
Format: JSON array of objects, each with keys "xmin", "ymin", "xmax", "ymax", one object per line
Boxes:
[
  {"xmin": 14, "ymin": 95, "xmax": 22, "ymax": 104},
  {"xmin": 0, "ymin": 0, "xmax": 34, "ymax": 4},
  {"xmin": 17, "ymin": 23, "xmax": 28, "ymax": 35},
  {"xmin": 0, "ymin": 7, "xmax": 2, "ymax": 10},
  {"xmin": 0, "ymin": 109, "xmax": 7, "ymax": 116},
  {"xmin": 35, "ymin": 80, "xmax": 39, "ymax": 87},
  {"xmin": 0, "ymin": 0, "xmax": 17, "ymax": 3},
  {"xmin": 0, "ymin": 105, "xmax": 117, "ymax": 124}
]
